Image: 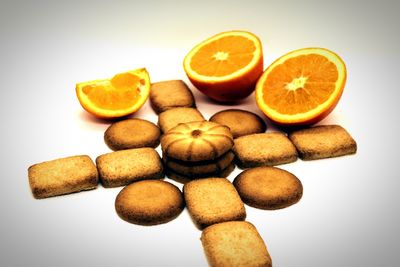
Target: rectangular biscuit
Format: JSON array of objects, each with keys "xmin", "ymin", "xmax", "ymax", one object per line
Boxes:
[
  {"xmin": 201, "ymin": 221, "xmax": 272, "ymax": 267},
  {"xmin": 28, "ymin": 155, "xmax": 98, "ymax": 199},
  {"xmin": 96, "ymin": 147, "xmax": 164, "ymax": 187},
  {"xmin": 158, "ymin": 107, "xmax": 205, "ymax": 133},
  {"xmin": 289, "ymin": 124, "xmax": 357, "ymax": 160},
  {"xmin": 183, "ymin": 178, "xmax": 246, "ymax": 228},
  {"xmin": 233, "ymin": 132, "xmax": 298, "ymax": 168},
  {"xmin": 150, "ymin": 80, "xmax": 195, "ymax": 114}
]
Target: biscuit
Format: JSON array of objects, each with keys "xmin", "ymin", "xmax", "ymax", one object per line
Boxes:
[
  {"xmin": 28, "ymin": 155, "xmax": 98, "ymax": 199},
  {"xmin": 104, "ymin": 118, "xmax": 161, "ymax": 151},
  {"xmin": 209, "ymin": 109, "xmax": 267, "ymax": 138},
  {"xmin": 161, "ymin": 121, "xmax": 234, "ymax": 162},
  {"xmin": 158, "ymin": 107, "xmax": 205, "ymax": 133},
  {"xmin": 150, "ymin": 80, "xmax": 195, "ymax": 114},
  {"xmin": 183, "ymin": 178, "xmax": 245, "ymax": 228},
  {"xmin": 115, "ymin": 180, "xmax": 184, "ymax": 225},
  {"xmin": 166, "ymin": 163, "xmax": 235, "ymax": 184},
  {"xmin": 163, "ymin": 151, "xmax": 234, "ymax": 176},
  {"xmin": 288, "ymin": 124, "xmax": 357, "ymax": 160},
  {"xmin": 233, "ymin": 132, "xmax": 298, "ymax": 168},
  {"xmin": 233, "ymin": 166, "xmax": 303, "ymax": 210},
  {"xmin": 201, "ymin": 221, "xmax": 272, "ymax": 267},
  {"xmin": 96, "ymin": 148, "xmax": 164, "ymax": 188}
]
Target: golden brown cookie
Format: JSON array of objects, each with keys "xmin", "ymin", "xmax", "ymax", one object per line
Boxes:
[
  {"xmin": 183, "ymin": 178, "xmax": 245, "ymax": 228},
  {"xmin": 161, "ymin": 121, "xmax": 234, "ymax": 162},
  {"xmin": 104, "ymin": 118, "xmax": 161, "ymax": 150},
  {"xmin": 150, "ymin": 80, "xmax": 195, "ymax": 114},
  {"xmin": 233, "ymin": 132, "xmax": 298, "ymax": 168},
  {"xmin": 96, "ymin": 148, "xmax": 164, "ymax": 188},
  {"xmin": 28, "ymin": 155, "xmax": 98, "ymax": 199},
  {"xmin": 166, "ymin": 163, "xmax": 235, "ymax": 184},
  {"xmin": 288, "ymin": 125, "xmax": 357, "ymax": 160},
  {"xmin": 201, "ymin": 221, "xmax": 272, "ymax": 267},
  {"xmin": 163, "ymin": 151, "xmax": 234, "ymax": 176},
  {"xmin": 115, "ymin": 180, "xmax": 184, "ymax": 225},
  {"xmin": 158, "ymin": 107, "xmax": 205, "ymax": 133},
  {"xmin": 209, "ymin": 109, "xmax": 267, "ymax": 138},
  {"xmin": 233, "ymin": 166, "xmax": 303, "ymax": 210}
]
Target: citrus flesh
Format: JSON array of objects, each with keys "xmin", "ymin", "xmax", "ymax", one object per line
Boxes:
[
  {"xmin": 183, "ymin": 31, "xmax": 263, "ymax": 102},
  {"xmin": 76, "ymin": 68, "xmax": 150, "ymax": 119},
  {"xmin": 255, "ymin": 48, "xmax": 346, "ymax": 126}
]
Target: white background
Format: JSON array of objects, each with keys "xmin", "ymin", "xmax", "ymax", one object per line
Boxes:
[{"xmin": 1, "ymin": 0, "xmax": 399, "ymax": 266}]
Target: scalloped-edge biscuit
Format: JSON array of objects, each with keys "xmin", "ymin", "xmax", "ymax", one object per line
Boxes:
[
  {"xmin": 115, "ymin": 180, "xmax": 184, "ymax": 225},
  {"xmin": 161, "ymin": 121, "xmax": 234, "ymax": 162},
  {"xmin": 288, "ymin": 124, "xmax": 357, "ymax": 160},
  {"xmin": 158, "ymin": 107, "xmax": 205, "ymax": 133},
  {"xmin": 183, "ymin": 178, "xmax": 245, "ymax": 228},
  {"xmin": 209, "ymin": 109, "xmax": 267, "ymax": 138},
  {"xmin": 150, "ymin": 80, "xmax": 195, "ymax": 114},
  {"xmin": 96, "ymin": 148, "xmax": 164, "ymax": 188},
  {"xmin": 104, "ymin": 118, "xmax": 161, "ymax": 151},
  {"xmin": 163, "ymin": 150, "xmax": 234, "ymax": 176},
  {"xmin": 28, "ymin": 155, "xmax": 98, "ymax": 199},
  {"xmin": 201, "ymin": 221, "xmax": 272, "ymax": 267},
  {"xmin": 166, "ymin": 163, "xmax": 235, "ymax": 184},
  {"xmin": 233, "ymin": 166, "xmax": 303, "ymax": 210},
  {"xmin": 233, "ymin": 132, "xmax": 298, "ymax": 168}
]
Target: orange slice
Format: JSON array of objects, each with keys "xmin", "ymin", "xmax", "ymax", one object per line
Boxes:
[
  {"xmin": 76, "ymin": 68, "xmax": 150, "ymax": 119},
  {"xmin": 255, "ymin": 48, "xmax": 346, "ymax": 126},
  {"xmin": 183, "ymin": 31, "xmax": 263, "ymax": 102}
]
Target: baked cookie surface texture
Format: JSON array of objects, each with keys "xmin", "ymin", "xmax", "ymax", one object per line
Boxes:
[
  {"xmin": 209, "ymin": 109, "xmax": 266, "ymax": 138},
  {"xmin": 234, "ymin": 166, "xmax": 303, "ymax": 209},
  {"xmin": 289, "ymin": 124, "xmax": 357, "ymax": 160},
  {"xmin": 150, "ymin": 80, "xmax": 195, "ymax": 113},
  {"xmin": 201, "ymin": 221, "xmax": 272, "ymax": 267},
  {"xmin": 28, "ymin": 155, "xmax": 98, "ymax": 199},
  {"xmin": 233, "ymin": 132, "xmax": 298, "ymax": 168},
  {"xmin": 161, "ymin": 121, "xmax": 234, "ymax": 162},
  {"xmin": 158, "ymin": 107, "xmax": 205, "ymax": 133},
  {"xmin": 183, "ymin": 178, "xmax": 245, "ymax": 228},
  {"xmin": 115, "ymin": 180, "xmax": 184, "ymax": 225},
  {"xmin": 104, "ymin": 118, "xmax": 161, "ymax": 150},
  {"xmin": 96, "ymin": 148, "xmax": 163, "ymax": 187}
]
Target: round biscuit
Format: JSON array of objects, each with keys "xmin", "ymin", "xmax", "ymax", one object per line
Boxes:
[
  {"xmin": 115, "ymin": 180, "xmax": 184, "ymax": 225},
  {"xmin": 163, "ymin": 150, "xmax": 234, "ymax": 176},
  {"xmin": 161, "ymin": 121, "xmax": 234, "ymax": 162},
  {"xmin": 209, "ymin": 109, "xmax": 266, "ymax": 138},
  {"xmin": 104, "ymin": 119, "xmax": 161, "ymax": 150},
  {"xmin": 166, "ymin": 163, "xmax": 235, "ymax": 184},
  {"xmin": 233, "ymin": 166, "xmax": 303, "ymax": 209}
]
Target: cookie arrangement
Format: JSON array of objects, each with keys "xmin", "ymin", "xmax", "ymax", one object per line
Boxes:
[{"xmin": 29, "ymin": 30, "xmax": 358, "ymax": 266}]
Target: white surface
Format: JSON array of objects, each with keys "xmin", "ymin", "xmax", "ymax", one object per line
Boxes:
[{"xmin": 1, "ymin": 1, "xmax": 400, "ymax": 266}]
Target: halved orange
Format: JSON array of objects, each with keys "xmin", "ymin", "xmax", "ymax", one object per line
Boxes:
[
  {"xmin": 183, "ymin": 31, "xmax": 263, "ymax": 102},
  {"xmin": 255, "ymin": 48, "xmax": 347, "ymax": 126},
  {"xmin": 76, "ymin": 68, "xmax": 150, "ymax": 119}
]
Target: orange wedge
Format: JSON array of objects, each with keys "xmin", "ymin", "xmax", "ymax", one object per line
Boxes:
[
  {"xmin": 255, "ymin": 48, "xmax": 346, "ymax": 126},
  {"xmin": 76, "ymin": 68, "xmax": 150, "ymax": 119},
  {"xmin": 183, "ymin": 31, "xmax": 263, "ymax": 102}
]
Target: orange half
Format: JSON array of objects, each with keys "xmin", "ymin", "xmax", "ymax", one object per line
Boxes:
[
  {"xmin": 76, "ymin": 68, "xmax": 150, "ymax": 119},
  {"xmin": 255, "ymin": 48, "xmax": 346, "ymax": 126},
  {"xmin": 183, "ymin": 31, "xmax": 263, "ymax": 102}
]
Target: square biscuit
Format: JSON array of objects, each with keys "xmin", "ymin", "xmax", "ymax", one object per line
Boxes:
[
  {"xmin": 150, "ymin": 80, "xmax": 195, "ymax": 113},
  {"xmin": 28, "ymin": 155, "xmax": 98, "ymax": 199},
  {"xmin": 201, "ymin": 221, "xmax": 272, "ymax": 267},
  {"xmin": 233, "ymin": 132, "xmax": 298, "ymax": 168},
  {"xmin": 158, "ymin": 107, "xmax": 205, "ymax": 133},
  {"xmin": 183, "ymin": 178, "xmax": 246, "ymax": 228},
  {"xmin": 96, "ymin": 148, "xmax": 164, "ymax": 187},
  {"xmin": 289, "ymin": 124, "xmax": 357, "ymax": 160}
]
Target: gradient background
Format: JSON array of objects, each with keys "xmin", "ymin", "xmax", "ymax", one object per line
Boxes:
[{"xmin": 1, "ymin": 0, "xmax": 399, "ymax": 266}]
